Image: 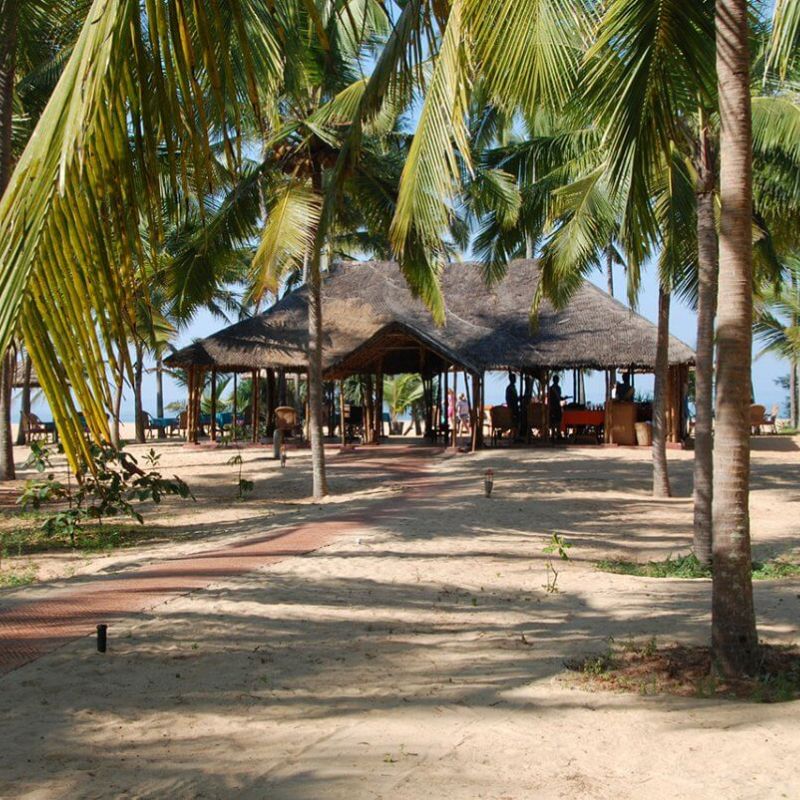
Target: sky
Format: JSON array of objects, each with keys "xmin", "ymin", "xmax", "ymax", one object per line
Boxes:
[{"xmin": 14, "ymin": 257, "xmax": 789, "ymax": 424}]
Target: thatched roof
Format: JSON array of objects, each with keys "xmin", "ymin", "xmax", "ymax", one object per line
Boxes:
[{"xmin": 166, "ymin": 259, "xmax": 695, "ymax": 374}]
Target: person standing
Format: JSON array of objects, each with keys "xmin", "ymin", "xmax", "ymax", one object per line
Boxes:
[
  {"xmin": 548, "ymin": 375, "xmax": 568, "ymax": 442},
  {"xmin": 506, "ymin": 372, "xmax": 520, "ymax": 440}
]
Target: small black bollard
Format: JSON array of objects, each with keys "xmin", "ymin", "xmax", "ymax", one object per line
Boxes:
[{"xmin": 96, "ymin": 624, "xmax": 108, "ymax": 653}]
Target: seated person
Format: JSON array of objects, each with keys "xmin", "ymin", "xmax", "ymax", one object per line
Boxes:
[{"xmin": 615, "ymin": 372, "xmax": 635, "ymax": 402}]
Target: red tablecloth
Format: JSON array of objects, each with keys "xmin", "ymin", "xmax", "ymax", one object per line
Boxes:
[{"xmin": 561, "ymin": 409, "xmax": 606, "ymax": 433}]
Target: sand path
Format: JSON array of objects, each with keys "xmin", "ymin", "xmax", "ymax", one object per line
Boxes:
[{"xmin": 0, "ymin": 440, "xmax": 798, "ymax": 799}]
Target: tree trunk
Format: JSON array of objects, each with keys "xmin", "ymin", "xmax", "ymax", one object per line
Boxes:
[
  {"xmin": 692, "ymin": 121, "xmax": 718, "ymax": 566},
  {"xmin": 0, "ymin": 348, "xmax": 15, "ymax": 480},
  {"xmin": 111, "ymin": 363, "xmax": 124, "ymax": 449},
  {"xmin": 307, "ymin": 171, "xmax": 328, "ymax": 498},
  {"xmin": 791, "ymin": 272, "xmax": 798, "ymax": 429},
  {"xmin": 15, "ymin": 353, "xmax": 31, "ymax": 445},
  {"xmin": 134, "ymin": 341, "xmax": 145, "ymax": 443},
  {"xmin": 605, "ymin": 245, "xmax": 614, "ymax": 297},
  {"xmin": 0, "ymin": 0, "xmax": 19, "ymax": 480},
  {"xmin": 712, "ymin": 0, "xmax": 758, "ymax": 677},
  {"xmin": 156, "ymin": 356, "xmax": 165, "ymax": 439},
  {"xmin": 652, "ymin": 286, "xmax": 672, "ymax": 498}
]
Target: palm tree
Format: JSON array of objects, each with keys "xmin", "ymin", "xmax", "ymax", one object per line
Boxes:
[
  {"xmin": 711, "ymin": 0, "xmax": 759, "ymax": 676},
  {"xmin": 383, "ymin": 374, "xmax": 423, "ymax": 431}
]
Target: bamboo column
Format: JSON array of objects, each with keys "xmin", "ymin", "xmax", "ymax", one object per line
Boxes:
[
  {"xmin": 364, "ymin": 373, "xmax": 374, "ymax": 444},
  {"xmin": 186, "ymin": 366, "xmax": 195, "ymax": 443}
]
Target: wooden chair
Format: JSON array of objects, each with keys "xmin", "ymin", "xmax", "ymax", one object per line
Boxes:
[
  {"xmin": 22, "ymin": 412, "xmax": 55, "ymax": 443},
  {"xmin": 749, "ymin": 404, "xmax": 766, "ymax": 435},
  {"xmin": 488, "ymin": 405, "xmax": 514, "ymax": 446}
]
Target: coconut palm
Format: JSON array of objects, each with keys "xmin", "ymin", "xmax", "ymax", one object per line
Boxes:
[
  {"xmin": 711, "ymin": 0, "xmax": 759, "ymax": 676},
  {"xmin": 383, "ymin": 374, "xmax": 423, "ymax": 430}
]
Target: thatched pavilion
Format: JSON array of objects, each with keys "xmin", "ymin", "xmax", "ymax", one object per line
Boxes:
[{"xmin": 166, "ymin": 259, "xmax": 695, "ymax": 448}]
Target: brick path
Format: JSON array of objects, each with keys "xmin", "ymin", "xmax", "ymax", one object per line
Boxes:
[{"xmin": 0, "ymin": 446, "xmax": 442, "ymax": 675}]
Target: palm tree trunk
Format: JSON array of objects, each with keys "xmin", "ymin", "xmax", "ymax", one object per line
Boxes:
[
  {"xmin": 0, "ymin": 0, "xmax": 19, "ymax": 481},
  {"xmin": 155, "ymin": 356, "xmax": 165, "ymax": 439},
  {"xmin": 605, "ymin": 246, "xmax": 614, "ymax": 297},
  {"xmin": 0, "ymin": 348, "xmax": 14, "ymax": 480},
  {"xmin": 693, "ymin": 121, "xmax": 718, "ymax": 566},
  {"xmin": 111, "ymin": 364, "xmax": 124, "ymax": 450},
  {"xmin": 652, "ymin": 285, "xmax": 672, "ymax": 498},
  {"xmin": 712, "ymin": 0, "xmax": 758, "ymax": 677},
  {"xmin": 791, "ymin": 272, "xmax": 798, "ymax": 429},
  {"xmin": 307, "ymin": 169, "xmax": 328, "ymax": 499},
  {"xmin": 15, "ymin": 352, "xmax": 31, "ymax": 445},
  {"xmin": 134, "ymin": 340, "xmax": 145, "ymax": 443}
]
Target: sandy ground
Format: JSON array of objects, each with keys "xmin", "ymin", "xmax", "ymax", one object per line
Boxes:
[{"xmin": 0, "ymin": 436, "xmax": 799, "ymax": 798}]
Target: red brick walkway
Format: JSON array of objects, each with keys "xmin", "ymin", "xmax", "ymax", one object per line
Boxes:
[{"xmin": 0, "ymin": 446, "xmax": 442, "ymax": 675}]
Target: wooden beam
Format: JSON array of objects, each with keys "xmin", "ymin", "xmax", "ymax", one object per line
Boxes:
[
  {"xmin": 339, "ymin": 380, "xmax": 346, "ymax": 446},
  {"xmin": 252, "ymin": 369, "xmax": 260, "ymax": 444},
  {"xmin": 232, "ymin": 372, "xmax": 238, "ymax": 443},
  {"xmin": 210, "ymin": 368, "xmax": 217, "ymax": 442}
]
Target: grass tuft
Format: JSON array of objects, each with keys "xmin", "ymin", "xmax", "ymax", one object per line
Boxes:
[{"xmin": 596, "ymin": 553, "xmax": 800, "ymax": 581}]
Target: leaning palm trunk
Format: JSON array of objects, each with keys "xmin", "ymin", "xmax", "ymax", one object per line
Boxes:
[
  {"xmin": 0, "ymin": 0, "xmax": 18, "ymax": 481},
  {"xmin": 791, "ymin": 273, "xmax": 798, "ymax": 429},
  {"xmin": 712, "ymin": 0, "xmax": 758, "ymax": 677},
  {"xmin": 692, "ymin": 123, "xmax": 718, "ymax": 566},
  {"xmin": 652, "ymin": 285, "xmax": 672, "ymax": 498},
  {"xmin": 0, "ymin": 348, "xmax": 14, "ymax": 480}
]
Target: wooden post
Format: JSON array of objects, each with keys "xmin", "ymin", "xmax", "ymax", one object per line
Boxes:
[
  {"xmin": 265, "ymin": 368, "xmax": 276, "ymax": 437},
  {"xmin": 251, "ymin": 369, "xmax": 260, "ymax": 443},
  {"xmin": 375, "ymin": 361, "xmax": 384, "ymax": 442},
  {"xmin": 451, "ymin": 369, "xmax": 458, "ymax": 449},
  {"xmin": 604, "ymin": 369, "xmax": 613, "ymax": 444},
  {"xmin": 442, "ymin": 366, "xmax": 450, "ymax": 446},
  {"xmin": 210, "ymin": 368, "xmax": 217, "ymax": 442},
  {"xmin": 232, "ymin": 372, "xmax": 238, "ymax": 442},
  {"xmin": 186, "ymin": 366, "xmax": 194, "ymax": 443},
  {"xmin": 339, "ymin": 380, "xmax": 346, "ymax": 446},
  {"xmin": 364, "ymin": 372, "xmax": 374, "ymax": 444}
]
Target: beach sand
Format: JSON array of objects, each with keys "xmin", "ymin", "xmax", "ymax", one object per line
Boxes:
[{"xmin": 0, "ymin": 435, "xmax": 798, "ymax": 798}]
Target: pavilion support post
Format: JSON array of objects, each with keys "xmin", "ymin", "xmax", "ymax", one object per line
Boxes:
[
  {"xmin": 364, "ymin": 373, "xmax": 374, "ymax": 444},
  {"xmin": 192, "ymin": 369, "xmax": 203, "ymax": 444},
  {"xmin": 339, "ymin": 380, "xmax": 346, "ymax": 446},
  {"xmin": 522, "ymin": 372, "xmax": 534, "ymax": 444},
  {"xmin": 451, "ymin": 369, "xmax": 458, "ymax": 449},
  {"xmin": 478, "ymin": 372, "xmax": 486, "ymax": 449},
  {"xmin": 436, "ymin": 373, "xmax": 443, "ymax": 434},
  {"xmin": 375, "ymin": 361, "xmax": 384, "ymax": 442},
  {"xmin": 186, "ymin": 366, "xmax": 194, "ymax": 443},
  {"xmin": 210, "ymin": 369, "xmax": 217, "ymax": 442},
  {"xmin": 278, "ymin": 368, "xmax": 287, "ymax": 405},
  {"xmin": 251, "ymin": 369, "xmax": 260, "ymax": 444},
  {"xmin": 232, "ymin": 373, "xmax": 238, "ymax": 442},
  {"xmin": 604, "ymin": 370, "xmax": 613, "ymax": 444},
  {"xmin": 265, "ymin": 368, "xmax": 276, "ymax": 437},
  {"xmin": 470, "ymin": 372, "xmax": 480, "ymax": 452},
  {"xmin": 442, "ymin": 367, "xmax": 448, "ymax": 443}
]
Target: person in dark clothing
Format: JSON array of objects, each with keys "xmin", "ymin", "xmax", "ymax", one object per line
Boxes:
[
  {"xmin": 506, "ymin": 372, "xmax": 520, "ymax": 439},
  {"xmin": 548, "ymin": 375, "xmax": 568, "ymax": 440},
  {"xmin": 615, "ymin": 372, "xmax": 635, "ymax": 402}
]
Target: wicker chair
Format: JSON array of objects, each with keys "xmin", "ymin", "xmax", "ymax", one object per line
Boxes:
[{"xmin": 274, "ymin": 406, "xmax": 303, "ymax": 440}]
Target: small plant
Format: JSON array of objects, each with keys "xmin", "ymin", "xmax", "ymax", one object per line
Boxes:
[
  {"xmin": 142, "ymin": 448, "xmax": 161, "ymax": 469},
  {"xmin": 17, "ymin": 443, "xmax": 193, "ymax": 547},
  {"xmin": 543, "ymin": 533, "xmax": 571, "ymax": 593},
  {"xmin": 227, "ymin": 452, "xmax": 254, "ymax": 500}
]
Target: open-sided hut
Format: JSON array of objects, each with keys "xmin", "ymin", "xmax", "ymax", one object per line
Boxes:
[{"xmin": 166, "ymin": 259, "xmax": 695, "ymax": 446}]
